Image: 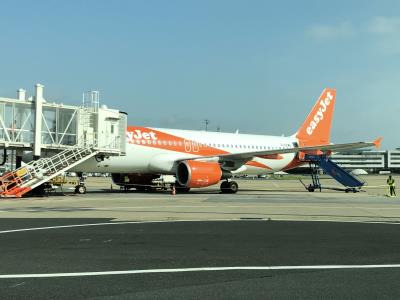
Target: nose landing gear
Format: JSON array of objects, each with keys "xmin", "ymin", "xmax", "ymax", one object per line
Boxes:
[{"xmin": 74, "ymin": 172, "xmax": 87, "ymax": 194}]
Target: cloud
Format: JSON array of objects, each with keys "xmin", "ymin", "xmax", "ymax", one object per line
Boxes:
[
  {"xmin": 368, "ymin": 16, "xmax": 400, "ymax": 34},
  {"xmin": 306, "ymin": 22, "xmax": 355, "ymax": 39},
  {"xmin": 366, "ymin": 16, "xmax": 400, "ymax": 55},
  {"xmin": 305, "ymin": 17, "xmax": 400, "ymax": 55}
]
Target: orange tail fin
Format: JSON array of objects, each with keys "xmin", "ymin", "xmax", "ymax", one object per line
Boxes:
[{"xmin": 296, "ymin": 88, "xmax": 336, "ymax": 147}]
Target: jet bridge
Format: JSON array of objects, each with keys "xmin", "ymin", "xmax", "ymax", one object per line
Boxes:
[{"xmin": 0, "ymin": 84, "xmax": 127, "ymax": 197}]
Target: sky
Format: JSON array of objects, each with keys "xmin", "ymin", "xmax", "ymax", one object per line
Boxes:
[{"xmin": 0, "ymin": 0, "xmax": 399, "ymax": 149}]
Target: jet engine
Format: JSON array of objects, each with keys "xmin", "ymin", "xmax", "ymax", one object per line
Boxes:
[{"xmin": 176, "ymin": 160, "xmax": 222, "ymax": 188}]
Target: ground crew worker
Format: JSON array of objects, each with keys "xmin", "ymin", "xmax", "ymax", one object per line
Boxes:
[{"xmin": 387, "ymin": 175, "xmax": 396, "ymax": 197}]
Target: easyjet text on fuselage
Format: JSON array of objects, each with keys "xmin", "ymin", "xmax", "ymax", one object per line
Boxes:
[{"xmin": 127, "ymin": 129, "xmax": 158, "ymax": 142}]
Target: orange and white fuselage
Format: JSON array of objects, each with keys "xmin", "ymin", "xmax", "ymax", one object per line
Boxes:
[
  {"xmin": 77, "ymin": 88, "xmax": 338, "ymax": 177},
  {"xmin": 77, "ymin": 127, "xmax": 298, "ymax": 175}
]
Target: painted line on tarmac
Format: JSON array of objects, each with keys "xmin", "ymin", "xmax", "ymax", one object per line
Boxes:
[
  {"xmin": 0, "ymin": 219, "xmax": 339, "ymax": 235},
  {"xmin": 1, "ymin": 218, "xmax": 400, "ymax": 235},
  {"xmin": 364, "ymin": 185, "xmax": 388, "ymax": 188},
  {"xmin": 1, "ymin": 264, "xmax": 400, "ymax": 278},
  {"xmin": 93, "ymin": 205, "xmax": 400, "ymax": 211},
  {"xmin": 0, "ymin": 220, "xmax": 229, "ymax": 235},
  {"xmin": 2, "ymin": 204, "xmax": 400, "ymax": 214}
]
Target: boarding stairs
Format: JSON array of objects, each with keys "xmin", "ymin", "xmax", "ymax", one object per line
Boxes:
[
  {"xmin": 302, "ymin": 154, "xmax": 365, "ymax": 192},
  {"xmin": 0, "ymin": 143, "xmax": 99, "ymax": 198}
]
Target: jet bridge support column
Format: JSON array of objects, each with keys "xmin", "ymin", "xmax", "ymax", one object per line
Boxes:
[
  {"xmin": 16, "ymin": 149, "xmax": 23, "ymax": 169},
  {"xmin": 33, "ymin": 84, "xmax": 44, "ymax": 160}
]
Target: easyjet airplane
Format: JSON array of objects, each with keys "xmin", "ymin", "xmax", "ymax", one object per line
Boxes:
[{"xmin": 75, "ymin": 88, "xmax": 381, "ymax": 193}]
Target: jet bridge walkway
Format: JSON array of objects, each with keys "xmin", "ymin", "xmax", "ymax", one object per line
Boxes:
[{"xmin": 0, "ymin": 84, "xmax": 127, "ymax": 198}]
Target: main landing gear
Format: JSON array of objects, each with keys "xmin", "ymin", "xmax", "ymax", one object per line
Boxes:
[{"xmin": 220, "ymin": 180, "xmax": 239, "ymax": 194}]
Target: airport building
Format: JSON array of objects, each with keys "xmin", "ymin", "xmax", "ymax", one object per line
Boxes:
[
  {"xmin": 0, "ymin": 84, "xmax": 127, "ymax": 197},
  {"xmin": 292, "ymin": 149, "xmax": 400, "ymax": 174},
  {"xmin": 388, "ymin": 150, "xmax": 400, "ymax": 170},
  {"xmin": 331, "ymin": 150, "xmax": 400, "ymax": 173}
]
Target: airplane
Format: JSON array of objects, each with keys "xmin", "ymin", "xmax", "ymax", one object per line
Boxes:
[{"xmin": 74, "ymin": 88, "xmax": 381, "ymax": 193}]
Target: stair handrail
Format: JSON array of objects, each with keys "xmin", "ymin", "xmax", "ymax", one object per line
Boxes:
[{"xmin": 15, "ymin": 136, "xmax": 97, "ymax": 178}]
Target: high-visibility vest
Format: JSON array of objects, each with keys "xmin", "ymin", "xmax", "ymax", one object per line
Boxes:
[{"xmin": 387, "ymin": 179, "xmax": 395, "ymax": 186}]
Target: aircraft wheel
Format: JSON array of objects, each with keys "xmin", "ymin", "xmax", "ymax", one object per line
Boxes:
[
  {"xmin": 175, "ymin": 182, "xmax": 191, "ymax": 193},
  {"xmin": 228, "ymin": 181, "xmax": 239, "ymax": 193},
  {"xmin": 75, "ymin": 185, "xmax": 86, "ymax": 194},
  {"xmin": 176, "ymin": 186, "xmax": 190, "ymax": 193},
  {"xmin": 221, "ymin": 181, "xmax": 239, "ymax": 193},
  {"xmin": 220, "ymin": 181, "xmax": 229, "ymax": 193}
]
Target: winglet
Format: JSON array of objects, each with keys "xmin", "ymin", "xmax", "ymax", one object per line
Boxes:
[{"xmin": 373, "ymin": 137, "xmax": 383, "ymax": 150}]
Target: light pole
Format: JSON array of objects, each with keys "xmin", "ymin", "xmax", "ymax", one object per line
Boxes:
[{"xmin": 204, "ymin": 119, "xmax": 210, "ymax": 131}]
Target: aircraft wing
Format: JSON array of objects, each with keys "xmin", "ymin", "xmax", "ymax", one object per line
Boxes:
[{"xmin": 177, "ymin": 138, "xmax": 382, "ymax": 162}]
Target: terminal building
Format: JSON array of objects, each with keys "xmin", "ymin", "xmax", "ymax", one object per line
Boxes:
[
  {"xmin": 330, "ymin": 150, "xmax": 400, "ymax": 173},
  {"xmin": 292, "ymin": 149, "xmax": 400, "ymax": 174}
]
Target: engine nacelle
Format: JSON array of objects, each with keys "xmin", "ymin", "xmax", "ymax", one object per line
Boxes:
[{"xmin": 176, "ymin": 160, "xmax": 222, "ymax": 188}]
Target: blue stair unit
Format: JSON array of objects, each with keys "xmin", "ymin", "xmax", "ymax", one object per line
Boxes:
[{"xmin": 304, "ymin": 154, "xmax": 365, "ymax": 190}]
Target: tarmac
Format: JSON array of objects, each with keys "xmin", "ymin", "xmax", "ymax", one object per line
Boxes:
[
  {"xmin": 0, "ymin": 175, "xmax": 399, "ymax": 299},
  {"xmin": 0, "ymin": 175, "xmax": 398, "ymax": 223}
]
